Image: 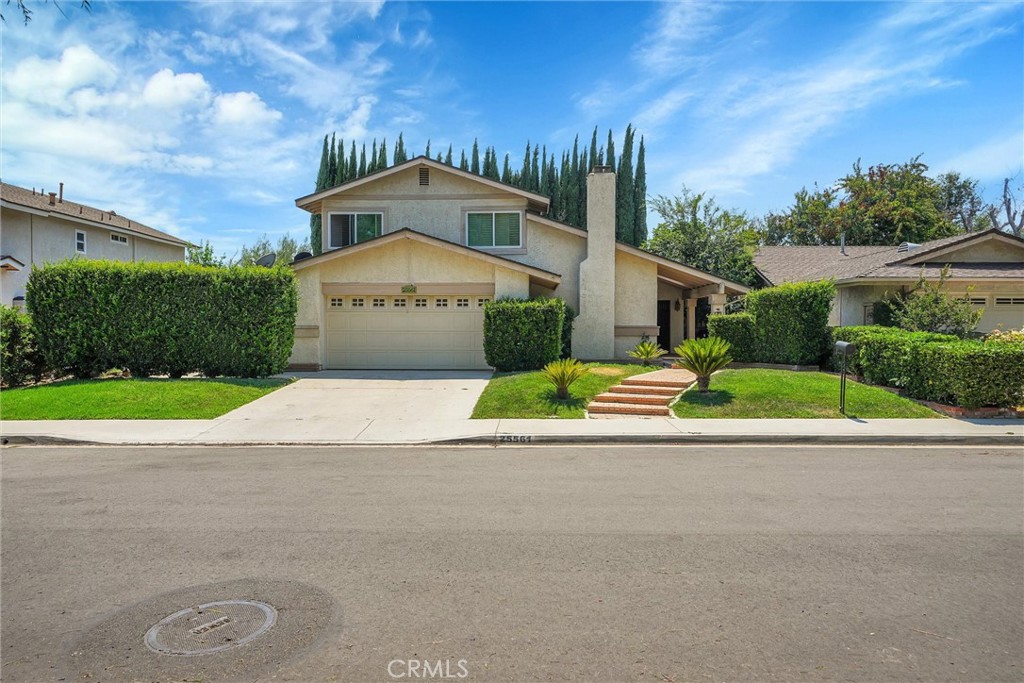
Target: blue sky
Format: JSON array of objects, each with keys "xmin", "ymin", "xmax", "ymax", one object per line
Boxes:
[{"xmin": 2, "ymin": 1, "xmax": 1021, "ymax": 257}]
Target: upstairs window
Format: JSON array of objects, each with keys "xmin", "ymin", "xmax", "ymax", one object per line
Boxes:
[
  {"xmin": 329, "ymin": 213, "xmax": 382, "ymax": 248},
  {"xmin": 467, "ymin": 211, "xmax": 521, "ymax": 248},
  {"xmin": 75, "ymin": 230, "xmax": 87, "ymax": 254}
]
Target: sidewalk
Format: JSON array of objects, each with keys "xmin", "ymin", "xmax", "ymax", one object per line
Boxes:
[{"xmin": 2, "ymin": 416, "xmax": 1021, "ymax": 446}]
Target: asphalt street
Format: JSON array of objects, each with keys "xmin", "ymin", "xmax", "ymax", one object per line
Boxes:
[{"xmin": 2, "ymin": 444, "xmax": 1021, "ymax": 682}]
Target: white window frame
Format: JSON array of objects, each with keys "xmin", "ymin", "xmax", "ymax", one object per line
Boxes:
[
  {"xmin": 75, "ymin": 230, "xmax": 87, "ymax": 254},
  {"xmin": 465, "ymin": 210, "xmax": 523, "ymax": 249},
  {"xmin": 327, "ymin": 212, "xmax": 383, "ymax": 249},
  {"xmin": 110, "ymin": 233, "xmax": 128, "ymax": 245}
]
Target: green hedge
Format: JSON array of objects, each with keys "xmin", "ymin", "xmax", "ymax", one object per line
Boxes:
[
  {"xmin": 0, "ymin": 306, "xmax": 50, "ymax": 387},
  {"xmin": 829, "ymin": 325, "xmax": 1023, "ymax": 408},
  {"xmin": 483, "ymin": 298, "xmax": 565, "ymax": 372},
  {"xmin": 27, "ymin": 260, "xmax": 298, "ymax": 378},
  {"xmin": 561, "ymin": 304, "xmax": 578, "ymax": 359},
  {"xmin": 743, "ymin": 280, "xmax": 835, "ymax": 365},
  {"xmin": 707, "ymin": 313, "xmax": 756, "ymax": 362}
]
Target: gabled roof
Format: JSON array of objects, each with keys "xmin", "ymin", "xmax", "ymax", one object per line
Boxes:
[
  {"xmin": 295, "ymin": 156, "xmax": 551, "ymax": 213},
  {"xmin": 754, "ymin": 228, "xmax": 1024, "ymax": 285},
  {"xmin": 291, "ymin": 227, "xmax": 561, "ymax": 288},
  {"xmin": 0, "ymin": 182, "xmax": 190, "ymax": 247}
]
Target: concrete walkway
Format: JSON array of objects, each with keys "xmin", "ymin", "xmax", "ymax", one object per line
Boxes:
[{"xmin": 2, "ymin": 416, "xmax": 1021, "ymax": 446}]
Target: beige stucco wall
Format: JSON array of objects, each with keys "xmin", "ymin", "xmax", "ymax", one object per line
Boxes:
[
  {"xmin": 613, "ymin": 250, "xmax": 659, "ymax": 357},
  {"xmin": 0, "ymin": 206, "xmax": 185, "ymax": 306},
  {"xmin": 320, "ymin": 166, "xmax": 527, "ymax": 251},
  {"xmin": 836, "ymin": 280, "xmax": 1024, "ymax": 332},
  {"xmin": 926, "ymin": 240, "xmax": 1024, "ymax": 263},
  {"xmin": 520, "ymin": 218, "xmax": 585, "ymax": 311},
  {"xmin": 288, "ymin": 236, "xmax": 535, "ymax": 367}
]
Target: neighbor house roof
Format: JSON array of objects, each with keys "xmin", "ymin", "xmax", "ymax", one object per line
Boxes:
[
  {"xmin": 295, "ymin": 156, "xmax": 551, "ymax": 214},
  {"xmin": 754, "ymin": 229, "xmax": 1024, "ymax": 285},
  {"xmin": 0, "ymin": 182, "xmax": 190, "ymax": 247},
  {"xmin": 291, "ymin": 227, "xmax": 562, "ymax": 289}
]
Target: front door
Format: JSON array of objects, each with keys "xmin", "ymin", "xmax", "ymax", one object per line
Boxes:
[{"xmin": 656, "ymin": 300, "xmax": 672, "ymax": 351}]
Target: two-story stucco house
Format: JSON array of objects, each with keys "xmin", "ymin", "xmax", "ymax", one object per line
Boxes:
[
  {"xmin": 0, "ymin": 182, "xmax": 189, "ymax": 306},
  {"xmin": 288, "ymin": 157, "xmax": 748, "ymax": 370}
]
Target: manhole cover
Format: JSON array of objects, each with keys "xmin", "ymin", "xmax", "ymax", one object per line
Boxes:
[{"xmin": 145, "ymin": 600, "xmax": 277, "ymax": 656}]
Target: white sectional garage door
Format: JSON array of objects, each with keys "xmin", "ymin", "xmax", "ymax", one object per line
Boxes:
[{"xmin": 325, "ymin": 294, "xmax": 490, "ymax": 369}]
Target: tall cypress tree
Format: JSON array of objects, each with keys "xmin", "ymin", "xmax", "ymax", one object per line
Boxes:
[
  {"xmin": 445, "ymin": 144, "xmax": 453, "ymax": 166},
  {"xmin": 436, "ymin": 151, "xmax": 443, "ymax": 163},
  {"xmin": 633, "ymin": 135, "xmax": 647, "ymax": 245},
  {"xmin": 424, "ymin": 139, "xmax": 431, "ymax": 159},
  {"xmin": 578, "ymin": 149, "xmax": 589, "ymax": 228},
  {"xmin": 327, "ymin": 133, "xmax": 338, "ymax": 186},
  {"xmin": 567, "ymin": 138, "xmax": 580, "ymax": 227},
  {"xmin": 393, "ymin": 133, "xmax": 407, "ymax": 164},
  {"xmin": 310, "ymin": 135, "xmax": 330, "ymax": 254},
  {"xmin": 347, "ymin": 141, "xmax": 357, "ymax": 181},
  {"xmin": 358, "ymin": 144, "xmax": 367, "ymax": 176},
  {"xmin": 616, "ymin": 125, "xmax": 636, "ymax": 243},
  {"xmin": 518, "ymin": 142, "xmax": 531, "ymax": 190},
  {"xmin": 501, "ymin": 153, "xmax": 512, "ymax": 184},
  {"xmin": 606, "ymin": 129, "xmax": 616, "ymax": 172},
  {"xmin": 470, "ymin": 139, "xmax": 481, "ymax": 175},
  {"xmin": 589, "ymin": 127, "xmax": 599, "ymax": 172},
  {"xmin": 530, "ymin": 146, "xmax": 541, "ymax": 193},
  {"xmin": 459, "ymin": 150, "xmax": 469, "ymax": 171},
  {"xmin": 545, "ymin": 154, "xmax": 560, "ymax": 218},
  {"xmin": 377, "ymin": 138, "xmax": 388, "ymax": 170},
  {"xmin": 368, "ymin": 139, "xmax": 378, "ymax": 173}
]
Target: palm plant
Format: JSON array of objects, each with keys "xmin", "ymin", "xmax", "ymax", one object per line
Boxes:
[
  {"xmin": 541, "ymin": 358, "xmax": 588, "ymax": 399},
  {"xmin": 627, "ymin": 340, "xmax": 667, "ymax": 366},
  {"xmin": 673, "ymin": 337, "xmax": 733, "ymax": 392}
]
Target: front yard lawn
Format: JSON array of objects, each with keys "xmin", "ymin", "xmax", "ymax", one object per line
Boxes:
[
  {"xmin": 472, "ymin": 363, "xmax": 656, "ymax": 419},
  {"xmin": 0, "ymin": 377, "xmax": 292, "ymax": 420},
  {"xmin": 673, "ymin": 369, "xmax": 941, "ymax": 419}
]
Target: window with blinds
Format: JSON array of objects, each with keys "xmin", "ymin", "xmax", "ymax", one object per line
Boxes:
[
  {"xmin": 466, "ymin": 211, "xmax": 521, "ymax": 248},
  {"xmin": 329, "ymin": 213, "xmax": 383, "ymax": 248}
]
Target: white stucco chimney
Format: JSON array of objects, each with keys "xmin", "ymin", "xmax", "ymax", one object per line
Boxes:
[{"xmin": 572, "ymin": 166, "xmax": 616, "ymax": 360}]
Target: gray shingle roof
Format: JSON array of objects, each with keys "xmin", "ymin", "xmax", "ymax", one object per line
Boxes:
[
  {"xmin": 0, "ymin": 182, "xmax": 189, "ymax": 246},
  {"xmin": 754, "ymin": 229, "xmax": 1024, "ymax": 284}
]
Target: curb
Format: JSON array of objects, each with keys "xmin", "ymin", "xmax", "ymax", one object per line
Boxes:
[{"xmin": 3, "ymin": 433, "xmax": 1021, "ymax": 447}]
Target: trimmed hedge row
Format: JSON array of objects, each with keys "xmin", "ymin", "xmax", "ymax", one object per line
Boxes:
[
  {"xmin": 0, "ymin": 306, "xmax": 50, "ymax": 387},
  {"xmin": 709, "ymin": 280, "xmax": 835, "ymax": 365},
  {"xmin": 27, "ymin": 260, "xmax": 298, "ymax": 378},
  {"xmin": 483, "ymin": 298, "xmax": 566, "ymax": 372},
  {"xmin": 830, "ymin": 326, "xmax": 1024, "ymax": 408},
  {"xmin": 707, "ymin": 313, "xmax": 756, "ymax": 362}
]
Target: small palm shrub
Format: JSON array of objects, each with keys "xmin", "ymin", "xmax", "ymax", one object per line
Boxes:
[
  {"xmin": 674, "ymin": 337, "xmax": 733, "ymax": 392},
  {"xmin": 627, "ymin": 340, "xmax": 667, "ymax": 366},
  {"xmin": 541, "ymin": 358, "xmax": 588, "ymax": 399}
]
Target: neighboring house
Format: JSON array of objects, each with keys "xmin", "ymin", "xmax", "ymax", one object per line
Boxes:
[
  {"xmin": 754, "ymin": 229, "xmax": 1024, "ymax": 332},
  {"xmin": 0, "ymin": 182, "xmax": 189, "ymax": 307},
  {"xmin": 289, "ymin": 157, "xmax": 748, "ymax": 370}
]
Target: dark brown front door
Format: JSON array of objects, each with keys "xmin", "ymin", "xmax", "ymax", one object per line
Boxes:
[{"xmin": 657, "ymin": 300, "xmax": 671, "ymax": 351}]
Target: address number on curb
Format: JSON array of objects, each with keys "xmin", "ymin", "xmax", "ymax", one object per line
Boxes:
[{"xmin": 498, "ymin": 435, "xmax": 533, "ymax": 443}]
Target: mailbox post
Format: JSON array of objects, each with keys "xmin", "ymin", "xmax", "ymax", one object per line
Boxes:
[{"xmin": 834, "ymin": 341, "xmax": 857, "ymax": 415}]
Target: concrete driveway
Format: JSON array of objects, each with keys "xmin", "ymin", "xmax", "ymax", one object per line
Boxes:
[{"xmin": 223, "ymin": 370, "xmax": 492, "ymax": 422}]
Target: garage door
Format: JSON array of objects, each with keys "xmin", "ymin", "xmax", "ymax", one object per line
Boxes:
[{"xmin": 325, "ymin": 294, "xmax": 491, "ymax": 369}]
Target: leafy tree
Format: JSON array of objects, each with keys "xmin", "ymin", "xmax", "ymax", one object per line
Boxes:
[
  {"xmin": 892, "ymin": 265, "xmax": 982, "ymax": 337},
  {"xmin": 762, "ymin": 185, "xmax": 841, "ymax": 245},
  {"xmin": 186, "ymin": 241, "xmax": 228, "ymax": 267},
  {"xmin": 645, "ymin": 188, "xmax": 760, "ymax": 286},
  {"xmin": 936, "ymin": 171, "xmax": 986, "ymax": 232},
  {"xmin": 3, "ymin": 0, "xmax": 90, "ymax": 24},
  {"xmin": 237, "ymin": 233, "xmax": 311, "ymax": 268}
]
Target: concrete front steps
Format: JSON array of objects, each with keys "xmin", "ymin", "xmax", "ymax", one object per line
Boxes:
[{"xmin": 587, "ymin": 368, "xmax": 696, "ymax": 418}]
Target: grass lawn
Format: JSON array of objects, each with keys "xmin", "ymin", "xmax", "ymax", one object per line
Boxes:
[
  {"xmin": 672, "ymin": 369, "xmax": 940, "ymax": 419},
  {"xmin": 472, "ymin": 363, "xmax": 656, "ymax": 419},
  {"xmin": 0, "ymin": 377, "xmax": 292, "ymax": 420}
]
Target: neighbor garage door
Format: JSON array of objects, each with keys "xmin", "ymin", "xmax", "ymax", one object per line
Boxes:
[{"xmin": 325, "ymin": 294, "xmax": 491, "ymax": 369}]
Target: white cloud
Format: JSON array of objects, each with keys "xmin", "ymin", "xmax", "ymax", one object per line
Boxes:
[
  {"xmin": 4, "ymin": 45, "xmax": 117, "ymax": 107},
  {"xmin": 142, "ymin": 69, "xmax": 212, "ymax": 110},
  {"xmin": 634, "ymin": 2, "xmax": 724, "ymax": 73},
  {"xmin": 935, "ymin": 131, "xmax": 1024, "ymax": 181},
  {"xmin": 212, "ymin": 91, "xmax": 283, "ymax": 130}
]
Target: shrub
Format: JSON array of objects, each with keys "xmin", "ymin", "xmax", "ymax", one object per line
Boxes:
[
  {"xmin": 483, "ymin": 298, "xmax": 565, "ymax": 372},
  {"xmin": 707, "ymin": 313, "xmax": 756, "ymax": 362},
  {"xmin": 540, "ymin": 358, "xmax": 588, "ymax": 399},
  {"xmin": 674, "ymin": 336, "xmax": 733, "ymax": 392},
  {"xmin": 26, "ymin": 260, "xmax": 298, "ymax": 378},
  {"xmin": 871, "ymin": 292, "xmax": 903, "ymax": 327},
  {"xmin": 0, "ymin": 306, "xmax": 50, "ymax": 387},
  {"xmin": 986, "ymin": 328, "xmax": 1024, "ymax": 346},
  {"xmin": 830, "ymin": 326, "xmax": 1023, "ymax": 408},
  {"xmin": 744, "ymin": 280, "xmax": 835, "ymax": 365},
  {"xmin": 627, "ymin": 340, "xmax": 667, "ymax": 366},
  {"xmin": 891, "ymin": 265, "xmax": 981, "ymax": 337},
  {"xmin": 561, "ymin": 304, "xmax": 577, "ymax": 359}
]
